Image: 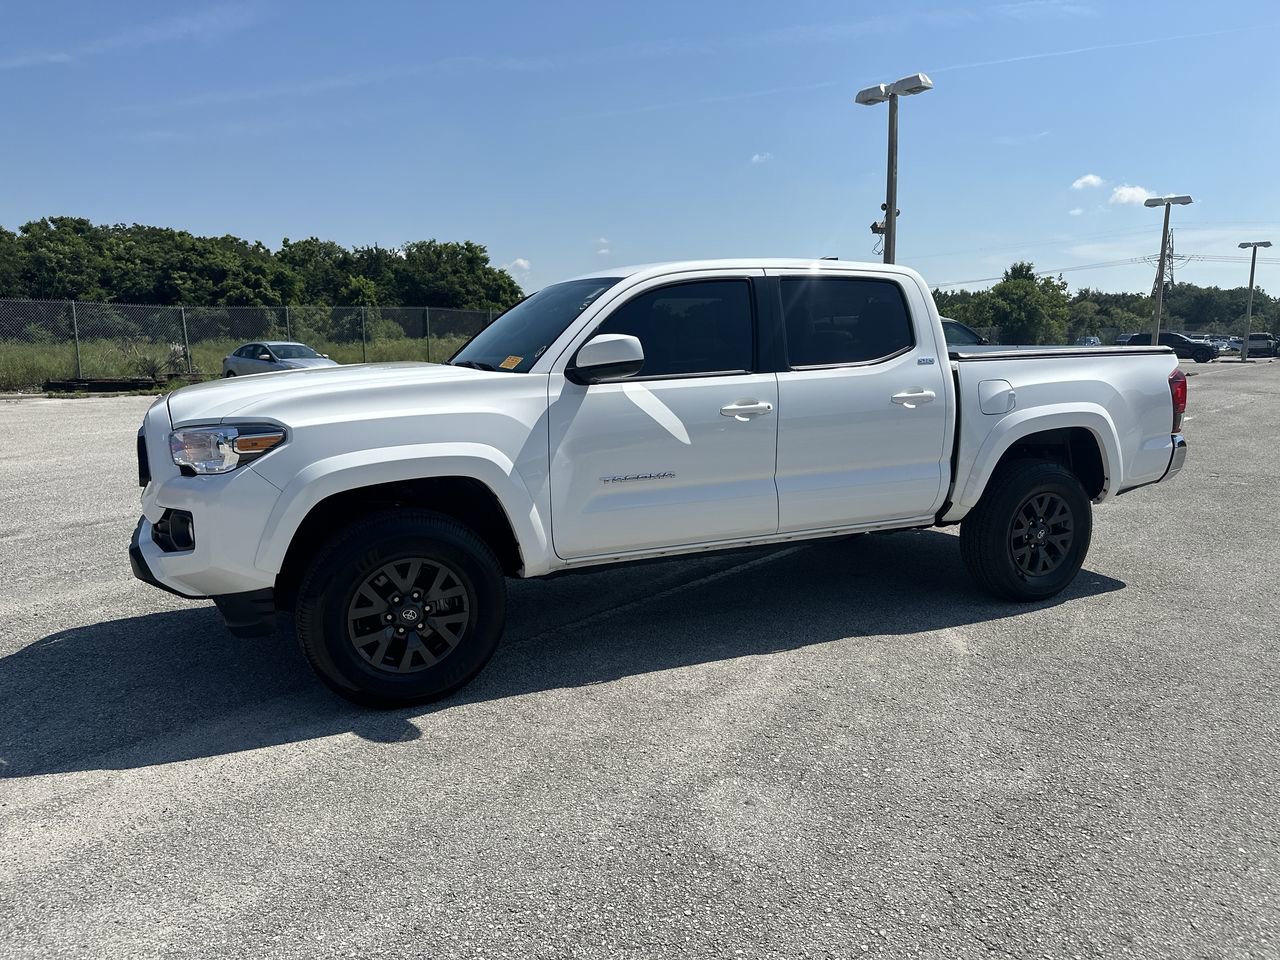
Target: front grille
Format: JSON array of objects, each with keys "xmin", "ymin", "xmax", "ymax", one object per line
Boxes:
[{"xmin": 136, "ymin": 430, "xmax": 151, "ymax": 487}]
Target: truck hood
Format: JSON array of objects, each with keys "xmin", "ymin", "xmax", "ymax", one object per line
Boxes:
[{"xmin": 166, "ymin": 362, "xmax": 493, "ymax": 425}]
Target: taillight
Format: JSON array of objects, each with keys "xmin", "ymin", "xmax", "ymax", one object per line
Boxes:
[{"xmin": 1169, "ymin": 368, "xmax": 1187, "ymax": 433}]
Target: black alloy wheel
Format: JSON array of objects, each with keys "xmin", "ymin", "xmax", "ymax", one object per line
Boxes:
[
  {"xmin": 295, "ymin": 510, "xmax": 506, "ymax": 707},
  {"xmin": 960, "ymin": 459, "xmax": 1093, "ymax": 602},
  {"xmin": 346, "ymin": 557, "xmax": 470, "ymax": 675},
  {"xmin": 1009, "ymin": 492, "xmax": 1074, "ymax": 578}
]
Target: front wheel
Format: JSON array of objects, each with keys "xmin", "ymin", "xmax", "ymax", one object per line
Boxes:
[
  {"xmin": 223, "ymin": 370, "xmax": 236, "ymax": 377},
  {"xmin": 295, "ymin": 510, "xmax": 506, "ymax": 707},
  {"xmin": 1193, "ymin": 348, "xmax": 1212, "ymax": 363},
  {"xmin": 960, "ymin": 459, "xmax": 1093, "ymax": 602}
]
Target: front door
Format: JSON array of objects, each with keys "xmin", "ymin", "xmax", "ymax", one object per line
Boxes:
[{"xmin": 548, "ymin": 274, "xmax": 779, "ymax": 560}]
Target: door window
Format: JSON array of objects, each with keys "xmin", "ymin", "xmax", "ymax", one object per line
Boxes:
[
  {"xmin": 593, "ymin": 280, "xmax": 754, "ymax": 378},
  {"xmin": 781, "ymin": 277, "xmax": 913, "ymax": 367}
]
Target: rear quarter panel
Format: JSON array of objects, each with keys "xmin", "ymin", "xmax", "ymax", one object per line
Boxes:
[{"xmin": 946, "ymin": 349, "xmax": 1179, "ymax": 519}]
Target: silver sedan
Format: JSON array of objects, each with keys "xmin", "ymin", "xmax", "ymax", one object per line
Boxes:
[{"xmin": 222, "ymin": 341, "xmax": 339, "ymax": 377}]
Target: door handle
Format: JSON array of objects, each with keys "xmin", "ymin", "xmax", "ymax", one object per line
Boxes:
[
  {"xmin": 720, "ymin": 399, "xmax": 774, "ymax": 421},
  {"xmin": 890, "ymin": 389, "xmax": 937, "ymax": 409}
]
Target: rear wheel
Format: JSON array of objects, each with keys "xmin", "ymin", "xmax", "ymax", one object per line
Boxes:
[
  {"xmin": 960, "ymin": 459, "xmax": 1092, "ymax": 602},
  {"xmin": 223, "ymin": 370, "xmax": 236, "ymax": 377},
  {"xmin": 1193, "ymin": 347, "xmax": 1212, "ymax": 363},
  {"xmin": 295, "ymin": 510, "xmax": 506, "ymax": 707}
]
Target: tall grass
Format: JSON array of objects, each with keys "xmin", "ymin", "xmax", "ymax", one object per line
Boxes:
[{"xmin": 0, "ymin": 336, "xmax": 474, "ymax": 392}]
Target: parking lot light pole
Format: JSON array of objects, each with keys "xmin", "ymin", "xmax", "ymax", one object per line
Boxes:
[
  {"xmin": 1238, "ymin": 241, "xmax": 1271, "ymax": 361},
  {"xmin": 855, "ymin": 73, "xmax": 933, "ymax": 265},
  {"xmin": 1144, "ymin": 195, "xmax": 1193, "ymax": 343}
]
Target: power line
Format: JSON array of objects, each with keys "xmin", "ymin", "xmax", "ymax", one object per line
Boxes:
[
  {"xmin": 936, "ymin": 252, "xmax": 1280, "ymax": 289},
  {"xmin": 935, "ymin": 257, "xmax": 1153, "ymax": 288}
]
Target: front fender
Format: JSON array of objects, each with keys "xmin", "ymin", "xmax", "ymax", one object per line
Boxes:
[
  {"xmin": 945, "ymin": 405, "xmax": 1122, "ymax": 522},
  {"xmin": 252, "ymin": 441, "xmax": 551, "ymax": 575}
]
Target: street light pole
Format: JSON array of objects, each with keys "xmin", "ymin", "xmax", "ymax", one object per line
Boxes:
[
  {"xmin": 1238, "ymin": 241, "xmax": 1272, "ymax": 361},
  {"xmin": 856, "ymin": 73, "xmax": 932, "ymax": 265},
  {"xmin": 1143, "ymin": 194, "xmax": 1193, "ymax": 343},
  {"xmin": 884, "ymin": 93, "xmax": 899, "ymax": 264},
  {"xmin": 1150, "ymin": 202, "xmax": 1172, "ymax": 343}
]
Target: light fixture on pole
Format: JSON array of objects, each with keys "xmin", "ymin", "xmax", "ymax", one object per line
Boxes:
[
  {"xmin": 855, "ymin": 72, "xmax": 933, "ymax": 265},
  {"xmin": 1144, "ymin": 195, "xmax": 1193, "ymax": 343},
  {"xmin": 1238, "ymin": 240, "xmax": 1272, "ymax": 361}
]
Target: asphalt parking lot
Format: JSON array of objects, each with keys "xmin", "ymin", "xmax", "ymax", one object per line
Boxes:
[{"xmin": 1, "ymin": 362, "xmax": 1277, "ymax": 959}]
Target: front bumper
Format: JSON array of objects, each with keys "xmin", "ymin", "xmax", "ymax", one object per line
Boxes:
[{"xmin": 130, "ymin": 517, "xmax": 277, "ymax": 638}]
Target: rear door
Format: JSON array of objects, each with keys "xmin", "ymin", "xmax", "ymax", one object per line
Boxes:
[
  {"xmin": 769, "ymin": 270, "xmax": 950, "ymax": 532},
  {"xmin": 548, "ymin": 272, "xmax": 779, "ymax": 559}
]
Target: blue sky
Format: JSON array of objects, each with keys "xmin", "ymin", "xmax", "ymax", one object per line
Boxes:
[{"xmin": 2, "ymin": 0, "xmax": 1278, "ymax": 295}]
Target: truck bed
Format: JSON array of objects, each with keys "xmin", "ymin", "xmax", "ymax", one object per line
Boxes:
[{"xmin": 942, "ymin": 345, "xmax": 1181, "ymax": 521}]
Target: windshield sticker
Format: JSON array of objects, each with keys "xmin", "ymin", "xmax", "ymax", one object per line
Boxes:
[{"xmin": 499, "ymin": 355, "xmax": 523, "ymax": 370}]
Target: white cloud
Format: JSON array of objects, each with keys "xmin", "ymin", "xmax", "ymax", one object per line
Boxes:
[
  {"xmin": 596, "ymin": 237, "xmax": 609, "ymax": 245},
  {"xmin": 504, "ymin": 257, "xmax": 530, "ymax": 272},
  {"xmin": 1068, "ymin": 207, "xmax": 1084, "ymax": 216},
  {"xmin": 596, "ymin": 248, "xmax": 611, "ymax": 256},
  {"xmin": 1, "ymin": 4, "xmax": 259, "ymax": 70},
  {"xmin": 750, "ymin": 152, "xmax": 774, "ymax": 165},
  {"xmin": 995, "ymin": 130, "xmax": 1050, "ymax": 146},
  {"xmin": 1109, "ymin": 184, "xmax": 1155, "ymax": 205},
  {"xmin": 1071, "ymin": 173, "xmax": 1104, "ymax": 190},
  {"xmin": 999, "ymin": 0, "xmax": 1096, "ymax": 20}
]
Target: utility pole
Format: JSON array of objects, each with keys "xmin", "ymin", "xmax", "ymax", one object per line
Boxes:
[{"xmin": 1238, "ymin": 240, "xmax": 1272, "ymax": 361}]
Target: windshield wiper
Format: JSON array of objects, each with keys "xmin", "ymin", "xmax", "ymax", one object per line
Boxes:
[{"xmin": 450, "ymin": 360, "xmax": 499, "ymax": 371}]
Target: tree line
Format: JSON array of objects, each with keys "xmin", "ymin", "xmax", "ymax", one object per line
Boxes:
[
  {"xmin": 0, "ymin": 217, "xmax": 524, "ymax": 310},
  {"xmin": 933, "ymin": 262, "xmax": 1279, "ymax": 344}
]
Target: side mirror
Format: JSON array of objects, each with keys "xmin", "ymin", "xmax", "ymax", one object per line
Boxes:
[
  {"xmin": 258, "ymin": 353, "xmax": 272, "ymax": 361},
  {"xmin": 565, "ymin": 333, "xmax": 645, "ymax": 385},
  {"xmin": 978, "ymin": 336, "xmax": 990, "ymax": 344},
  {"xmin": 321, "ymin": 354, "xmax": 330, "ymax": 359}
]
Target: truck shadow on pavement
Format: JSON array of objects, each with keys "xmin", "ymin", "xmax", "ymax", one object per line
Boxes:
[{"xmin": 1, "ymin": 530, "xmax": 1124, "ymax": 778}]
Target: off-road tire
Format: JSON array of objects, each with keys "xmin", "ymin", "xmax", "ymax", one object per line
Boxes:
[
  {"xmin": 960, "ymin": 459, "xmax": 1092, "ymax": 602},
  {"xmin": 295, "ymin": 510, "xmax": 506, "ymax": 707}
]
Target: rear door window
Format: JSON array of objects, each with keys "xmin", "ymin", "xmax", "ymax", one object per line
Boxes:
[{"xmin": 780, "ymin": 277, "xmax": 914, "ymax": 367}]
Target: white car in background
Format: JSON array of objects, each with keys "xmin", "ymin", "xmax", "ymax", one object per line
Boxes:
[{"xmin": 222, "ymin": 341, "xmax": 338, "ymax": 377}]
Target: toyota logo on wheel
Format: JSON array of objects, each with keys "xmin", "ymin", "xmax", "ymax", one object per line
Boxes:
[{"xmin": 400, "ymin": 608, "xmax": 419, "ymax": 623}]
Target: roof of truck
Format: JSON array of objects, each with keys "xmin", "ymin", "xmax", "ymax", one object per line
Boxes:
[{"xmin": 566, "ymin": 258, "xmax": 926, "ymax": 284}]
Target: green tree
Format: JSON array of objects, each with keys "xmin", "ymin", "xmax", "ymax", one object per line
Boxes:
[{"xmin": 974, "ymin": 262, "xmax": 1070, "ymax": 344}]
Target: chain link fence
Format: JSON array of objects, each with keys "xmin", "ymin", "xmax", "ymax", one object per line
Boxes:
[{"xmin": 0, "ymin": 299, "xmax": 498, "ymax": 391}]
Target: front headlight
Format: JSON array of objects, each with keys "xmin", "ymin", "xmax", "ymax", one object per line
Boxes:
[{"xmin": 169, "ymin": 424, "xmax": 286, "ymax": 475}]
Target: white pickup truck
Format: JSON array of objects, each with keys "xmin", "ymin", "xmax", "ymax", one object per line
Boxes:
[{"xmin": 130, "ymin": 259, "xmax": 1188, "ymax": 706}]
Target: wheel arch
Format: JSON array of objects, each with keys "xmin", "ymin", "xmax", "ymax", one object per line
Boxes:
[
  {"xmin": 948, "ymin": 408, "xmax": 1119, "ymax": 520},
  {"xmin": 255, "ymin": 445, "xmax": 552, "ymax": 606}
]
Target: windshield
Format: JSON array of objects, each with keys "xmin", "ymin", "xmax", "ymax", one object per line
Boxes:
[
  {"xmin": 272, "ymin": 343, "xmax": 320, "ymax": 359},
  {"xmin": 450, "ymin": 278, "xmax": 623, "ymax": 372}
]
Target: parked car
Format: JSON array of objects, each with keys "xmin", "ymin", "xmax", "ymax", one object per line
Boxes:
[
  {"xmin": 1244, "ymin": 332, "xmax": 1279, "ymax": 358},
  {"xmin": 941, "ymin": 317, "xmax": 990, "ymax": 347},
  {"xmin": 1124, "ymin": 331, "xmax": 1218, "ymax": 363},
  {"xmin": 133, "ymin": 258, "xmax": 1189, "ymax": 707},
  {"xmin": 222, "ymin": 341, "xmax": 338, "ymax": 377},
  {"xmin": 1075, "ymin": 336, "xmax": 1102, "ymax": 347},
  {"xmin": 1115, "ymin": 333, "xmax": 1137, "ymax": 345}
]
